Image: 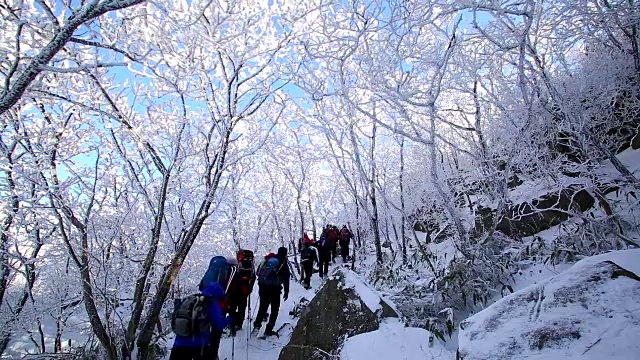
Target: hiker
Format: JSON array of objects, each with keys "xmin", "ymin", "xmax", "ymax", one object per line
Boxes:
[
  {"xmin": 170, "ymin": 281, "xmax": 232, "ymax": 360},
  {"xmin": 253, "ymin": 247, "xmax": 290, "ymax": 337},
  {"xmin": 339, "ymin": 225, "xmax": 353, "ymax": 262},
  {"xmin": 171, "ymin": 255, "xmax": 235, "ymax": 360},
  {"xmin": 317, "ymin": 232, "xmax": 332, "ymax": 278},
  {"xmin": 298, "ymin": 232, "xmax": 314, "ymax": 280},
  {"xmin": 198, "ymin": 255, "xmax": 236, "ymax": 358},
  {"xmin": 297, "ymin": 232, "xmax": 313, "ymax": 252},
  {"xmin": 227, "ymin": 249, "xmax": 256, "ymax": 333},
  {"xmin": 327, "ymin": 225, "xmax": 340, "ymax": 262},
  {"xmin": 300, "ymin": 241, "xmax": 318, "ymax": 289}
]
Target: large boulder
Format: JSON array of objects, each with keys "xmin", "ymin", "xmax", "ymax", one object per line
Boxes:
[
  {"xmin": 475, "ymin": 186, "xmax": 595, "ymax": 238},
  {"xmin": 458, "ymin": 249, "xmax": 640, "ymax": 360},
  {"xmin": 279, "ymin": 268, "xmax": 398, "ymax": 360}
]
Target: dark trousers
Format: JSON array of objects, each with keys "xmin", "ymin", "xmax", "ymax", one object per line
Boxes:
[
  {"xmin": 209, "ymin": 329, "xmax": 223, "ymax": 359},
  {"xmin": 254, "ymin": 286, "xmax": 280, "ymax": 332},
  {"xmin": 340, "ymin": 240, "xmax": 349, "ymax": 262},
  {"xmin": 302, "ymin": 261, "xmax": 314, "ymax": 287},
  {"xmin": 319, "ymin": 254, "xmax": 330, "ymax": 277},
  {"xmin": 332, "ymin": 243, "xmax": 338, "ymax": 261},
  {"xmin": 228, "ymin": 294, "xmax": 248, "ymax": 328},
  {"xmin": 169, "ymin": 345, "xmax": 212, "ymax": 360}
]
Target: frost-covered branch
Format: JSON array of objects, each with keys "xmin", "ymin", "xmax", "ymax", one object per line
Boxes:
[{"xmin": 0, "ymin": 0, "xmax": 145, "ymax": 115}]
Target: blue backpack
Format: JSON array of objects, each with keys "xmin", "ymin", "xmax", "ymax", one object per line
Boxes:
[
  {"xmin": 200, "ymin": 256, "xmax": 230, "ymax": 292},
  {"xmin": 320, "ymin": 235, "xmax": 331, "ymax": 248},
  {"xmin": 258, "ymin": 257, "xmax": 281, "ymax": 287}
]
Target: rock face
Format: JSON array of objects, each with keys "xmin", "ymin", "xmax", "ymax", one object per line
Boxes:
[
  {"xmin": 475, "ymin": 186, "xmax": 595, "ymax": 238},
  {"xmin": 458, "ymin": 250, "xmax": 640, "ymax": 360},
  {"xmin": 279, "ymin": 268, "xmax": 398, "ymax": 360}
]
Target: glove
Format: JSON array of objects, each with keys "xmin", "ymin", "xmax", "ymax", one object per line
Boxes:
[{"xmin": 283, "ymin": 293, "xmax": 289, "ymax": 301}]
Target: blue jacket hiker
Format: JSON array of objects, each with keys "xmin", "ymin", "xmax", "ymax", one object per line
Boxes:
[{"xmin": 170, "ymin": 282, "xmax": 232, "ymax": 360}]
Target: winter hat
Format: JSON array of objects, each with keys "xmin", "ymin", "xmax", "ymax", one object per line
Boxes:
[{"xmin": 277, "ymin": 246, "xmax": 287, "ymax": 259}]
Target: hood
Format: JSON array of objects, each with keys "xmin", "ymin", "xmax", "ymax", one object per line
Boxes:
[
  {"xmin": 277, "ymin": 246, "xmax": 288, "ymax": 260},
  {"xmin": 201, "ymin": 281, "xmax": 225, "ymax": 299}
]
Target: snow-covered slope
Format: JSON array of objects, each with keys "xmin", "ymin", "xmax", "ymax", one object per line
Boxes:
[
  {"xmin": 458, "ymin": 249, "xmax": 640, "ymax": 360},
  {"xmin": 340, "ymin": 318, "xmax": 454, "ymax": 360}
]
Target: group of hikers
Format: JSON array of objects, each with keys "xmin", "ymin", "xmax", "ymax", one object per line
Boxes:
[
  {"xmin": 169, "ymin": 224, "xmax": 354, "ymax": 360},
  {"xmin": 298, "ymin": 224, "xmax": 354, "ymax": 289},
  {"xmin": 170, "ymin": 247, "xmax": 290, "ymax": 359}
]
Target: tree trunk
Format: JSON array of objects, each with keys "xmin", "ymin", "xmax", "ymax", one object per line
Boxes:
[
  {"xmin": 399, "ymin": 137, "xmax": 408, "ymax": 264},
  {"xmin": 125, "ymin": 170, "xmax": 171, "ymax": 357},
  {"xmin": 232, "ymin": 174, "xmax": 240, "ymax": 249},
  {"xmin": 428, "ymin": 110, "xmax": 469, "ymax": 259},
  {"xmin": 370, "ymin": 122, "xmax": 383, "ymax": 263},
  {"xmin": 308, "ymin": 189, "xmax": 317, "ymax": 241},
  {"xmin": 137, "ymin": 129, "xmax": 233, "ymax": 359}
]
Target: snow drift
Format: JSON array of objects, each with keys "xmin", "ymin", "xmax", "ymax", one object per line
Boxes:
[
  {"xmin": 458, "ymin": 249, "xmax": 640, "ymax": 360},
  {"xmin": 340, "ymin": 319, "xmax": 453, "ymax": 360}
]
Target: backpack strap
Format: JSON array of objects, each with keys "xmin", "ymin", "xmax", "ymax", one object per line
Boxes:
[{"xmin": 225, "ymin": 266, "xmax": 237, "ymax": 294}]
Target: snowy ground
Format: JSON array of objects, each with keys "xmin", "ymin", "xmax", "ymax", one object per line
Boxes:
[
  {"xmin": 340, "ymin": 318, "xmax": 454, "ymax": 360},
  {"xmin": 458, "ymin": 249, "xmax": 640, "ymax": 360}
]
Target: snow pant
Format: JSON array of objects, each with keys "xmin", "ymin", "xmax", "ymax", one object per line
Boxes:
[
  {"xmin": 319, "ymin": 254, "xmax": 330, "ymax": 277},
  {"xmin": 209, "ymin": 328, "xmax": 223, "ymax": 359},
  {"xmin": 169, "ymin": 345, "xmax": 212, "ymax": 360},
  {"xmin": 340, "ymin": 240, "xmax": 349, "ymax": 262},
  {"xmin": 228, "ymin": 294, "xmax": 249, "ymax": 328},
  {"xmin": 254, "ymin": 286, "xmax": 281, "ymax": 333},
  {"xmin": 302, "ymin": 261, "xmax": 314, "ymax": 287}
]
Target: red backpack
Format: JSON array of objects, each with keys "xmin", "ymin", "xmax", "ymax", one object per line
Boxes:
[
  {"xmin": 237, "ymin": 250, "xmax": 255, "ymax": 296},
  {"xmin": 328, "ymin": 228, "xmax": 339, "ymax": 242},
  {"xmin": 340, "ymin": 227, "xmax": 350, "ymax": 241}
]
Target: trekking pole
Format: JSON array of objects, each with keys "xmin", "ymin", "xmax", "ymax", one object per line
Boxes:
[
  {"xmin": 246, "ymin": 294, "xmax": 251, "ymax": 359},
  {"xmin": 231, "ymin": 332, "xmax": 235, "ymax": 360}
]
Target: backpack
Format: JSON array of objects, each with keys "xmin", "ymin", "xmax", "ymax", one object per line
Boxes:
[
  {"xmin": 340, "ymin": 228, "xmax": 350, "ymax": 241},
  {"xmin": 328, "ymin": 228, "xmax": 339, "ymax": 242},
  {"xmin": 258, "ymin": 257, "xmax": 281, "ymax": 287},
  {"xmin": 301, "ymin": 247, "xmax": 314, "ymax": 262},
  {"xmin": 171, "ymin": 294, "xmax": 210, "ymax": 337},
  {"xmin": 320, "ymin": 235, "xmax": 330, "ymax": 248},
  {"xmin": 200, "ymin": 256, "xmax": 231, "ymax": 292},
  {"xmin": 237, "ymin": 250, "xmax": 255, "ymax": 276},
  {"xmin": 237, "ymin": 250, "xmax": 255, "ymax": 295}
]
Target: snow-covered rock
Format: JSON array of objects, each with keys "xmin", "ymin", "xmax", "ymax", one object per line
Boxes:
[
  {"xmin": 340, "ymin": 319, "xmax": 454, "ymax": 360},
  {"xmin": 279, "ymin": 267, "xmax": 398, "ymax": 360},
  {"xmin": 458, "ymin": 249, "xmax": 640, "ymax": 360},
  {"xmin": 475, "ymin": 186, "xmax": 595, "ymax": 238}
]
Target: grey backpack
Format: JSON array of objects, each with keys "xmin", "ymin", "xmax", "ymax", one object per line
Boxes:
[{"xmin": 171, "ymin": 294, "xmax": 210, "ymax": 337}]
